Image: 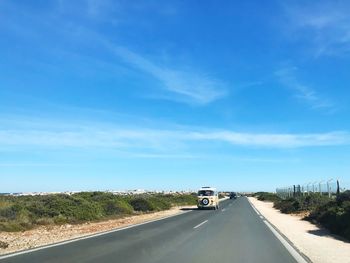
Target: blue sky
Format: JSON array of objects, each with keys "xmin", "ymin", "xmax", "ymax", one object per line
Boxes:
[{"xmin": 1, "ymin": 0, "xmax": 350, "ymax": 192}]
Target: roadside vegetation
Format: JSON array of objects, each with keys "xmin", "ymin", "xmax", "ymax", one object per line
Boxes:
[
  {"xmin": 0, "ymin": 192, "xmax": 197, "ymax": 232},
  {"xmin": 254, "ymin": 191, "xmax": 350, "ymax": 240}
]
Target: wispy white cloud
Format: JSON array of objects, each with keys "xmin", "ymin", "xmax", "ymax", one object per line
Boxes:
[
  {"xmin": 190, "ymin": 130, "xmax": 348, "ymax": 147},
  {"xmin": 103, "ymin": 44, "xmax": 227, "ymax": 105},
  {"xmin": 0, "ymin": 163, "xmax": 69, "ymax": 167},
  {"xmin": 0, "ymin": 0, "xmax": 225, "ymax": 106},
  {"xmin": 284, "ymin": 1, "xmax": 350, "ymax": 56},
  {"xmin": 53, "ymin": 1, "xmax": 226, "ymax": 105},
  {"xmin": 275, "ymin": 66, "xmax": 334, "ymax": 110},
  {"xmin": 0, "ymin": 117, "xmax": 349, "ymax": 150}
]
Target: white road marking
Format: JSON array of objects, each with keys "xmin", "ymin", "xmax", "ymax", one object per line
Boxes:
[
  {"xmin": 193, "ymin": 220, "xmax": 208, "ymax": 229},
  {"xmin": 248, "ymin": 199, "xmax": 307, "ymax": 263},
  {"xmin": 247, "ymin": 199, "xmax": 261, "ymax": 215},
  {"xmin": 0, "ymin": 210, "xmax": 192, "ymax": 260},
  {"xmin": 263, "ymin": 220, "xmax": 308, "ymax": 263},
  {"xmin": 252, "ymin": 205, "xmax": 260, "ymax": 215}
]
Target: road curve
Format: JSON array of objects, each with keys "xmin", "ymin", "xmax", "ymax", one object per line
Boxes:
[{"xmin": 0, "ymin": 197, "xmax": 299, "ymax": 263}]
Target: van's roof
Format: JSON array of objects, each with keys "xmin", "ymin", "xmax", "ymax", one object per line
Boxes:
[{"xmin": 198, "ymin": 187, "xmax": 216, "ymax": 191}]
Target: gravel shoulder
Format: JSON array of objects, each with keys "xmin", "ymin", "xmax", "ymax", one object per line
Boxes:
[
  {"xmin": 249, "ymin": 197, "xmax": 350, "ymax": 263},
  {"xmin": 0, "ymin": 205, "xmax": 195, "ymax": 256}
]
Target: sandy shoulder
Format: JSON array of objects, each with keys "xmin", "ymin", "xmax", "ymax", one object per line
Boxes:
[
  {"xmin": 249, "ymin": 197, "xmax": 350, "ymax": 263},
  {"xmin": 0, "ymin": 205, "xmax": 195, "ymax": 256}
]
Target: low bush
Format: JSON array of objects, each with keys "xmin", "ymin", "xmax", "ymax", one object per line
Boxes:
[
  {"xmin": 254, "ymin": 192, "xmax": 281, "ymax": 202},
  {"xmin": 255, "ymin": 190, "xmax": 350, "ymax": 241},
  {"xmin": 168, "ymin": 193, "xmax": 197, "ymax": 205},
  {"xmin": 307, "ymin": 192, "xmax": 350, "ymax": 240},
  {"xmin": 0, "ymin": 192, "xmax": 196, "ymax": 232},
  {"xmin": 299, "ymin": 194, "xmax": 330, "ymax": 211},
  {"xmin": 0, "ymin": 240, "xmax": 9, "ymax": 249},
  {"xmin": 274, "ymin": 198, "xmax": 300, "ymax": 213},
  {"xmin": 0, "ymin": 222, "xmax": 27, "ymax": 232},
  {"xmin": 104, "ymin": 200, "xmax": 133, "ymax": 215},
  {"xmin": 130, "ymin": 197, "xmax": 157, "ymax": 212},
  {"xmin": 272, "ymin": 194, "xmax": 331, "ymax": 214},
  {"xmin": 336, "ymin": 190, "xmax": 350, "ymax": 203}
]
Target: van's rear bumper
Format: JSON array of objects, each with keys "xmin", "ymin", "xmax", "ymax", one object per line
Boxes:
[{"xmin": 197, "ymin": 204, "xmax": 216, "ymax": 208}]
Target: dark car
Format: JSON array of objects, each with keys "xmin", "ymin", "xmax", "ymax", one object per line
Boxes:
[{"xmin": 229, "ymin": 192, "xmax": 237, "ymax": 199}]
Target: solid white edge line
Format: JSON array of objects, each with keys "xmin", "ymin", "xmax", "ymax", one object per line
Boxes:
[
  {"xmin": 247, "ymin": 198, "xmax": 308, "ymax": 263},
  {"xmin": 193, "ymin": 220, "xmax": 208, "ymax": 229},
  {"xmin": 263, "ymin": 220, "xmax": 308, "ymax": 263},
  {"xmin": 0, "ymin": 210, "xmax": 192, "ymax": 260},
  {"xmin": 248, "ymin": 199, "xmax": 261, "ymax": 215}
]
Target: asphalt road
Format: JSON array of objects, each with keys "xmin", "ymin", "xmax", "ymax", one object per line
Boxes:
[{"xmin": 0, "ymin": 197, "xmax": 299, "ymax": 263}]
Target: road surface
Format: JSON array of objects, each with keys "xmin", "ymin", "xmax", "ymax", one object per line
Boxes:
[{"xmin": 0, "ymin": 197, "xmax": 301, "ymax": 263}]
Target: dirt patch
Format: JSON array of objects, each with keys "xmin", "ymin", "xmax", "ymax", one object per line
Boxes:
[
  {"xmin": 289, "ymin": 211, "xmax": 310, "ymax": 218},
  {"xmin": 0, "ymin": 205, "xmax": 195, "ymax": 256}
]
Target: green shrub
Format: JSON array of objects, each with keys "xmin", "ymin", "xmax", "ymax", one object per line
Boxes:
[
  {"xmin": 35, "ymin": 217, "xmax": 55, "ymax": 225},
  {"xmin": 0, "ymin": 205, "xmax": 19, "ymax": 220},
  {"xmin": 53, "ymin": 214, "xmax": 68, "ymax": 225},
  {"xmin": 336, "ymin": 190, "xmax": 350, "ymax": 203},
  {"xmin": 272, "ymin": 194, "xmax": 331, "ymax": 214},
  {"xmin": 306, "ymin": 197, "xmax": 350, "ymax": 240},
  {"xmin": 299, "ymin": 194, "xmax": 330, "ymax": 211},
  {"xmin": 168, "ymin": 194, "xmax": 197, "ymax": 205},
  {"xmin": 129, "ymin": 198, "xmax": 155, "ymax": 212},
  {"xmin": 0, "ymin": 193, "xmax": 197, "ymax": 232},
  {"xmin": 0, "ymin": 221, "xmax": 27, "ymax": 232},
  {"xmin": 0, "ymin": 240, "xmax": 9, "ymax": 249},
  {"xmin": 255, "ymin": 192, "xmax": 280, "ymax": 202},
  {"xmin": 252, "ymin": 190, "xmax": 350, "ymax": 241},
  {"xmin": 104, "ymin": 200, "xmax": 133, "ymax": 216},
  {"xmin": 149, "ymin": 195, "xmax": 173, "ymax": 210},
  {"xmin": 274, "ymin": 198, "xmax": 300, "ymax": 213}
]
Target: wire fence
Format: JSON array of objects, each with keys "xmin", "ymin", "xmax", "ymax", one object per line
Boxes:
[{"xmin": 276, "ymin": 179, "xmax": 346, "ymax": 199}]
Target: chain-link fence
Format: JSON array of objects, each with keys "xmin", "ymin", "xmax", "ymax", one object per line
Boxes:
[{"xmin": 276, "ymin": 179, "xmax": 344, "ymax": 199}]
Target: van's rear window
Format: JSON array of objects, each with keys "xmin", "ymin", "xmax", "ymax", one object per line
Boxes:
[{"xmin": 198, "ymin": 190, "xmax": 214, "ymax": 196}]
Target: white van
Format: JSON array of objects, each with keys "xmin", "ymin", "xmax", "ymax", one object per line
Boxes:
[{"xmin": 197, "ymin": 187, "xmax": 219, "ymax": 210}]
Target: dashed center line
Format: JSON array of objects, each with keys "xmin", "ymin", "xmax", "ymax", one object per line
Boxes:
[{"xmin": 193, "ymin": 220, "xmax": 208, "ymax": 229}]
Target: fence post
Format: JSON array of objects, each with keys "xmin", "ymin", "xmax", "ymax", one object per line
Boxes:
[
  {"xmin": 319, "ymin": 180, "xmax": 324, "ymax": 195},
  {"xmin": 293, "ymin": 185, "xmax": 296, "ymax": 197},
  {"xmin": 319, "ymin": 182, "xmax": 321, "ymax": 194},
  {"xmin": 337, "ymin": 179, "xmax": 340, "ymax": 196},
  {"xmin": 297, "ymin": 185, "xmax": 299, "ymax": 197},
  {"xmin": 312, "ymin": 181, "xmax": 317, "ymax": 193},
  {"xmin": 327, "ymin": 179, "xmax": 333, "ymax": 198}
]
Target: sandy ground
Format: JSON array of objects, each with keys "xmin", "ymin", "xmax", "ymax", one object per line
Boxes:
[
  {"xmin": 0, "ymin": 205, "xmax": 195, "ymax": 256},
  {"xmin": 249, "ymin": 197, "xmax": 350, "ymax": 263}
]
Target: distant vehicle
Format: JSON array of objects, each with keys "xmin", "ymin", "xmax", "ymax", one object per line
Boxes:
[
  {"xmin": 229, "ymin": 192, "xmax": 237, "ymax": 199},
  {"xmin": 197, "ymin": 187, "xmax": 219, "ymax": 210}
]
